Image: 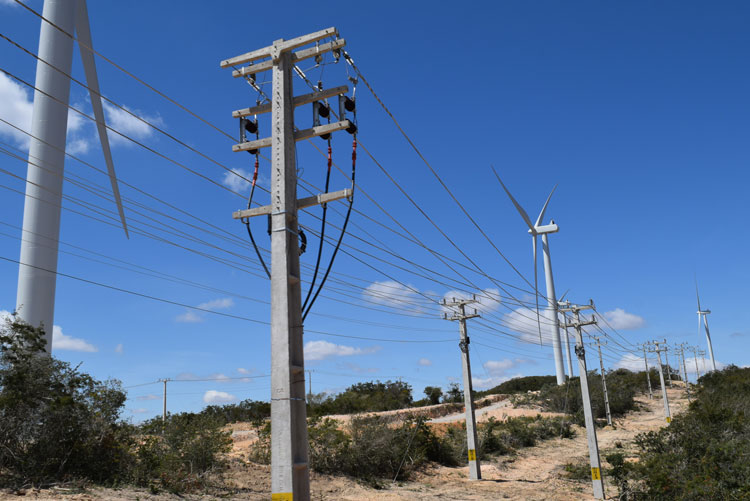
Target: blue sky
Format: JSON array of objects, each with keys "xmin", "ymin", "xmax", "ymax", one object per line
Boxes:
[{"xmin": 0, "ymin": 0, "xmax": 748, "ymax": 420}]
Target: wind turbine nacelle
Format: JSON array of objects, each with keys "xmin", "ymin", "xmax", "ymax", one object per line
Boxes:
[
  {"xmin": 698, "ymin": 309, "xmax": 711, "ymax": 315},
  {"xmin": 530, "ymin": 223, "xmax": 559, "ymax": 235}
]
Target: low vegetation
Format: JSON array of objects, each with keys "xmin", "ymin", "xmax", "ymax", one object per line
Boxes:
[
  {"xmin": 248, "ymin": 413, "xmax": 574, "ymax": 486},
  {"xmin": 622, "ymin": 366, "xmax": 750, "ymax": 500},
  {"xmin": 0, "ymin": 314, "xmax": 230, "ymax": 492}
]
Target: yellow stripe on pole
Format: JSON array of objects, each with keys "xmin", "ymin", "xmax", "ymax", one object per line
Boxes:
[
  {"xmin": 467, "ymin": 449, "xmax": 477, "ymax": 461},
  {"xmin": 271, "ymin": 493, "xmax": 293, "ymax": 501},
  {"xmin": 591, "ymin": 467, "xmax": 601, "ymax": 481}
]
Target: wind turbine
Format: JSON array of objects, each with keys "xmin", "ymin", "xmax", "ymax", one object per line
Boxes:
[
  {"xmin": 494, "ymin": 169, "xmax": 566, "ymax": 385},
  {"xmin": 695, "ymin": 280, "xmax": 717, "ymax": 371},
  {"xmin": 16, "ymin": 0, "xmax": 127, "ymax": 352}
]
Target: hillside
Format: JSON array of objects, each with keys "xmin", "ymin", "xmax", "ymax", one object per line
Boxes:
[{"xmin": 1, "ymin": 387, "xmax": 689, "ymax": 500}]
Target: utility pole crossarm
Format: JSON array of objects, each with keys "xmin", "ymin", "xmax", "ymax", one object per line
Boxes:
[
  {"xmin": 231, "ymin": 39, "xmax": 347, "ymax": 78},
  {"xmin": 232, "ymin": 119, "xmax": 354, "ymax": 152},
  {"xmin": 233, "ymin": 188, "xmax": 353, "ymax": 219},
  {"xmin": 220, "ymin": 27, "xmax": 339, "ymax": 68},
  {"xmin": 233, "ymin": 85, "xmax": 349, "ymax": 118}
]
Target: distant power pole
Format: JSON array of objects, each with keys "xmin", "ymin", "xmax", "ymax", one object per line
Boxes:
[
  {"xmin": 160, "ymin": 378, "xmax": 169, "ymax": 424},
  {"xmin": 592, "ymin": 336, "xmax": 612, "ymax": 426},
  {"xmin": 678, "ymin": 344, "xmax": 690, "ymax": 400},
  {"xmin": 222, "ymin": 27, "xmax": 352, "ymax": 501},
  {"xmin": 664, "ymin": 346, "xmax": 672, "ymax": 388},
  {"xmin": 650, "ymin": 340, "xmax": 671, "ymax": 424},
  {"xmin": 641, "ymin": 343, "xmax": 653, "ymax": 399},
  {"xmin": 691, "ymin": 346, "xmax": 702, "ymax": 380},
  {"xmin": 559, "ymin": 300, "xmax": 605, "ymax": 500},
  {"xmin": 306, "ymin": 370, "xmax": 312, "ymax": 399},
  {"xmin": 443, "ymin": 297, "xmax": 481, "ymax": 480}
]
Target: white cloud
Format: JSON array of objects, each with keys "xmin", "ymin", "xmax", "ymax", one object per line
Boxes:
[
  {"xmin": 197, "ymin": 297, "xmax": 234, "ymax": 310},
  {"xmin": 0, "ymin": 73, "xmax": 33, "ymax": 147},
  {"xmin": 66, "ymin": 137, "xmax": 90, "ymax": 155},
  {"xmin": 237, "ymin": 367, "xmax": 253, "ymax": 375},
  {"xmin": 102, "ymin": 101, "xmax": 162, "ymax": 147},
  {"xmin": 222, "ymin": 168, "xmax": 251, "ymax": 192},
  {"xmin": 175, "ymin": 311, "xmax": 202, "ymax": 323},
  {"xmin": 203, "ymin": 390, "xmax": 236, "ymax": 404},
  {"xmin": 175, "ymin": 297, "xmax": 234, "ymax": 323},
  {"xmin": 441, "ymin": 288, "xmax": 501, "ymax": 315},
  {"xmin": 136, "ymin": 394, "xmax": 159, "ymax": 401},
  {"xmin": 304, "ymin": 340, "xmax": 380, "ymax": 361},
  {"xmin": 363, "ymin": 280, "xmax": 422, "ymax": 308},
  {"xmin": 115, "ymin": 343, "xmax": 124, "ymax": 354},
  {"xmin": 52, "ymin": 325, "xmax": 98, "ymax": 352},
  {"xmin": 613, "ymin": 353, "xmax": 651, "ymax": 371},
  {"xmin": 418, "ymin": 358, "xmax": 432, "ymax": 366},
  {"xmin": 471, "ymin": 358, "xmax": 528, "ymax": 389},
  {"xmin": 603, "ymin": 308, "xmax": 645, "ymax": 330}
]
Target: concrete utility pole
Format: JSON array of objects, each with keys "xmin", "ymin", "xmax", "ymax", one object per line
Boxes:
[
  {"xmin": 306, "ymin": 370, "xmax": 312, "ymax": 399},
  {"xmin": 559, "ymin": 308, "xmax": 574, "ymax": 379},
  {"xmin": 443, "ymin": 297, "xmax": 481, "ymax": 480},
  {"xmin": 678, "ymin": 344, "xmax": 691, "ymax": 400},
  {"xmin": 664, "ymin": 345, "xmax": 673, "ymax": 388},
  {"xmin": 641, "ymin": 343, "xmax": 653, "ymax": 399},
  {"xmin": 222, "ymin": 28, "xmax": 352, "ymax": 501},
  {"xmin": 699, "ymin": 350, "xmax": 707, "ymax": 376},
  {"xmin": 160, "ymin": 378, "xmax": 169, "ymax": 424},
  {"xmin": 691, "ymin": 346, "xmax": 702, "ymax": 380},
  {"xmin": 650, "ymin": 340, "xmax": 671, "ymax": 424},
  {"xmin": 592, "ymin": 336, "xmax": 612, "ymax": 426},
  {"xmin": 16, "ymin": 0, "xmax": 127, "ymax": 351},
  {"xmin": 559, "ymin": 300, "xmax": 605, "ymax": 500}
]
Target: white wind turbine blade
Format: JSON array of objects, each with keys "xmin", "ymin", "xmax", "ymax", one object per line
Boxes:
[
  {"xmin": 492, "ymin": 167, "xmax": 535, "ymax": 232},
  {"xmin": 76, "ymin": 0, "xmax": 128, "ymax": 237},
  {"xmin": 695, "ymin": 278, "xmax": 702, "ymax": 311},
  {"xmin": 534, "ymin": 184, "xmax": 558, "ymax": 228},
  {"xmin": 533, "ymin": 235, "xmax": 542, "ymax": 345}
]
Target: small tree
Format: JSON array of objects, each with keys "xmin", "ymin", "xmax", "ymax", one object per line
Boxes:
[
  {"xmin": 424, "ymin": 386, "xmax": 443, "ymax": 405},
  {"xmin": 443, "ymin": 382, "xmax": 464, "ymax": 403},
  {"xmin": 0, "ymin": 312, "xmax": 129, "ymax": 487}
]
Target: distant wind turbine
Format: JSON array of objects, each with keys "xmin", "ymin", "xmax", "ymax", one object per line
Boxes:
[
  {"xmin": 695, "ymin": 279, "xmax": 717, "ymax": 371},
  {"xmin": 16, "ymin": 0, "xmax": 127, "ymax": 352},
  {"xmin": 494, "ymin": 169, "xmax": 566, "ymax": 385}
]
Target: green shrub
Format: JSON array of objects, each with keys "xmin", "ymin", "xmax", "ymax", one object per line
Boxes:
[
  {"xmin": 478, "ymin": 375, "xmax": 558, "ymax": 397},
  {"xmin": 307, "ymin": 380, "xmax": 413, "ymax": 417},
  {"xmin": 538, "ymin": 370, "xmax": 639, "ymax": 425},
  {"xmin": 0, "ymin": 314, "xmax": 131, "ymax": 487},
  {"xmin": 628, "ymin": 366, "xmax": 750, "ymax": 500}
]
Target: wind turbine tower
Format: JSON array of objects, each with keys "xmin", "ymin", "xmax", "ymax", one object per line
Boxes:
[
  {"xmin": 16, "ymin": 0, "xmax": 127, "ymax": 351},
  {"xmin": 495, "ymin": 171, "xmax": 566, "ymax": 385},
  {"xmin": 695, "ymin": 281, "xmax": 717, "ymax": 371}
]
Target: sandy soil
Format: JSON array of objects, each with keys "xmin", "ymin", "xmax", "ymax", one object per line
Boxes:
[{"xmin": 0, "ymin": 388, "xmax": 689, "ymax": 500}]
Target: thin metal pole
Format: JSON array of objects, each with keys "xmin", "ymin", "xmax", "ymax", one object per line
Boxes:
[
  {"xmin": 652, "ymin": 341, "xmax": 671, "ymax": 423},
  {"xmin": 16, "ymin": 0, "xmax": 77, "ymax": 351},
  {"xmin": 642, "ymin": 344, "xmax": 653, "ymax": 399},
  {"xmin": 594, "ymin": 337, "xmax": 612, "ymax": 426}
]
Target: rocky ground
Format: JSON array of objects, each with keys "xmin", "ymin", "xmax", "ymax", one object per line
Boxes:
[{"xmin": 0, "ymin": 387, "xmax": 689, "ymax": 500}]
